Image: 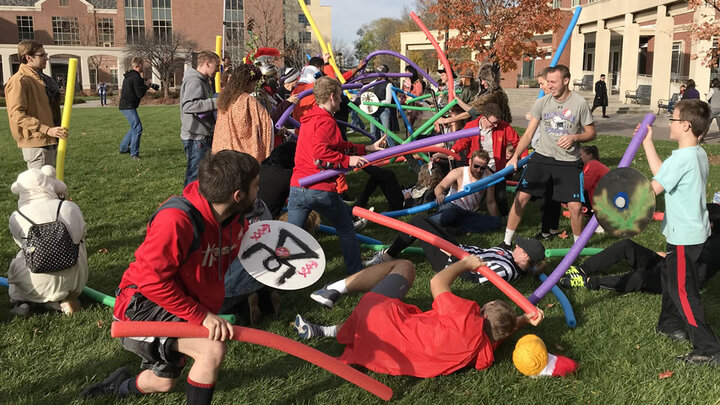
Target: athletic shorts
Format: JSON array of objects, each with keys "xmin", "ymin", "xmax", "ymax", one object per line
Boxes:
[
  {"xmin": 516, "ymin": 153, "xmax": 584, "ymax": 203},
  {"xmin": 118, "ymin": 293, "xmax": 186, "ymax": 379},
  {"xmin": 370, "ymin": 273, "xmax": 411, "ymax": 299}
]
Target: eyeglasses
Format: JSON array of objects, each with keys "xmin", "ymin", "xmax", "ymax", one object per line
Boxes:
[
  {"xmin": 483, "ymin": 117, "xmax": 499, "ymax": 126},
  {"xmin": 669, "ymin": 118, "xmax": 692, "ymax": 127},
  {"xmin": 472, "ymin": 164, "xmax": 486, "ymax": 170},
  {"xmin": 32, "ymin": 52, "xmax": 47, "ymax": 58}
]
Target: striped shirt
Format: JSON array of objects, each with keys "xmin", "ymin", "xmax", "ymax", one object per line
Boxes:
[{"xmin": 453, "ymin": 244, "xmax": 523, "ymax": 284}]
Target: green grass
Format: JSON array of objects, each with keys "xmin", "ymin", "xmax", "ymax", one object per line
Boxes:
[{"xmin": 2, "ymin": 106, "xmax": 720, "ymax": 404}]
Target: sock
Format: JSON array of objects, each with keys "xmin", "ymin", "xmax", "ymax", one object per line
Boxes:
[
  {"xmin": 549, "ymin": 229, "xmax": 559, "ymax": 235},
  {"xmin": 326, "ymin": 279, "xmax": 348, "ymax": 294},
  {"xmin": 504, "ymin": 228, "xmax": 515, "ymax": 245},
  {"xmin": 320, "ymin": 325, "xmax": 338, "ymax": 337},
  {"xmin": 186, "ymin": 378, "xmax": 215, "ymax": 405},
  {"xmin": 573, "ymin": 234, "xmax": 580, "ymax": 242},
  {"xmin": 117, "ymin": 376, "xmax": 144, "ymax": 397}
]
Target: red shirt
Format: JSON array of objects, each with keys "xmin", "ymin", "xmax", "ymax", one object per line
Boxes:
[
  {"xmin": 451, "ymin": 117, "xmax": 524, "ymax": 170},
  {"xmin": 322, "ymin": 65, "xmax": 355, "ymax": 81},
  {"xmin": 290, "ymin": 105, "xmax": 366, "ymax": 192},
  {"xmin": 337, "ymin": 292, "xmax": 494, "ymax": 378},
  {"xmin": 114, "ymin": 182, "xmax": 248, "ymax": 325},
  {"xmin": 583, "ymin": 159, "xmax": 610, "ymax": 202},
  {"xmin": 291, "ymin": 82, "xmax": 315, "ymax": 122}
]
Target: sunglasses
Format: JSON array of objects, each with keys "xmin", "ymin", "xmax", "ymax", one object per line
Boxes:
[{"xmin": 472, "ymin": 164, "xmax": 486, "ymax": 170}]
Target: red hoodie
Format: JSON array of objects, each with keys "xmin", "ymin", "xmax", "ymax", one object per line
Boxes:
[
  {"xmin": 451, "ymin": 117, "xmax": 525, "ymax": 171},
  {"xmin": 290, "ymin": 105, "xmax": 366, "ymax": 192},
  {"xmin": 114, "ymin": 182, "xmax": 248, "ymax": 325}
]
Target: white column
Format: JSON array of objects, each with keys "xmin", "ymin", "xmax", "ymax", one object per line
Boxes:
[
  {"xmin": 594, "ymin": 20, "xmax": 611, "ymax": 84},
  {"xmin": 569, "ymin": 26, "xmax": 584, "ymax": 89},
  {"xmin": 80, "ymin": 56, "xmax": 91, "ymax": 90},
  {"xmin": 1, "ymin": 53, "xmax": 12, "ymax": 83},
  {"xmin": 399, "ymin": 35, "xmax": 408, "ymax": 74},
  {"xmin": 650, "ymin": 5, "xmax": 673, "ymax": 108},
  {"xmin": 689, "ymin": 4, "xmax": 713, "ymax": 99},
  {"xmin": 619, "ymin": 13, "xmax": 640, "ymax": 102}
]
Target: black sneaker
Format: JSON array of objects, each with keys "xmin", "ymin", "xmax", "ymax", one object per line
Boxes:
[
  {"xmin": 564, "ymin": 266, "xmax": 587, "ymax": 288},
  {"xmin": 534, "ymin": 231, "xmax": 559, "ymax": 240},
  {"xmin": 310, "ymin": 285, "xmax": 341, "ymax": 309},
  {"xmin": 675, "ymin": 353, "xmax": 720, "ymax": 366},
  {"xmin": 656, "ymin": 326, "xmax": 689, "ymax": 343},
  {"xmin": 79, "ymin": 367, "xmax": 131, "ymax": 398},
  {"xmin": 498, "ymin": 241, "xmax": 511, "ymax": 251}
]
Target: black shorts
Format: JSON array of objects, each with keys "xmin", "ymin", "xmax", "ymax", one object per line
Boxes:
[
  {"xmin": 118, "ymin": 293, "xmax": 186, "ymax": 379},
  {"xmin": 516, "ymin": 153, "xmax": 584, "ymax": 203},
  {"xmin": 370, "ymin": 273, "xmax": 411, "ymax": 299}
]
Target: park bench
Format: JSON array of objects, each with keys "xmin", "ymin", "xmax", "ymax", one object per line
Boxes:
[
  {"xmin": 625, "ymin": 85, "xmax": 651, "ymax": 105},
  {"xmin": 657, "ymin": 93, "xmax": 679, "ymax": 114},
  {"xmin": 572, "ymin": 75, "xmax": 593, "ymax": 91}
]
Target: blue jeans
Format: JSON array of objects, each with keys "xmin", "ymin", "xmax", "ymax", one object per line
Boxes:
[
  {"xmin": 287, "ymin": 186, "xmax": 362, "ymax": 274},
  {"xmin": 370, "ymin": 108, "xmax": 393, "ymax": 146},
  {"xmin": 99, "ymin": 92, "xmax": 107, "ymax": 106},
  {"xmin": 350, "ymin": 109, "xmax": 366, "ymax": 132},
  {"xmin": 120, "ymin": 108, "xmax": 142, "ymax": 157},
  {"xmin": 182, "ymin": 138, "xmax": 212, "ymax": 186},
  {"xmin": 220, "ymin": 257, "xmax": 265, "ymax": 314},
  {"xmin": 429, "ymin": 203, "xmax": 501, "ymax": 233}
]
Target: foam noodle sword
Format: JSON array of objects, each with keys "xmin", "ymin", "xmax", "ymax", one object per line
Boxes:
[
  {"xmin": 111, "ymin": 321, "xmax": 393, "ymax": 400},
  {"xmin": 352, "ymin": 207, "xmax": 538, "ymax": 317},
  {"xmin": 410, "ymin": 12, "xmax": 455, "ymax": 102},
  {"xmin": 56, "ymin": 58, "xmax": 77, "ymax": 181}
]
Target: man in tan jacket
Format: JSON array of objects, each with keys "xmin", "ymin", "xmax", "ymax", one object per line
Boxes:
[{"xmin": 5, "ymin": 40, "xmax": 67, "ymax": 169}]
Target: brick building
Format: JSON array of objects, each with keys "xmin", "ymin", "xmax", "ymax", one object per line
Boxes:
[{"xmin": 0, "ymin": 0, "xmax": 331, "ymax": 91}]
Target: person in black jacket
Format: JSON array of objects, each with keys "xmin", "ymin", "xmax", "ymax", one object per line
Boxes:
[
  {"xmin": 119, "ymin": 57, "xmax": 153, "ymax": 159},
  {"xmin": 591, "ymin": 74, "xmax": 609, "ymax": 118}
]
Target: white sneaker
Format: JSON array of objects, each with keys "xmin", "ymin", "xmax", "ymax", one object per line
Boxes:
[
  {"xmin": 595, "ymin": 225, "xmax": 605, "ymax": 234},
  {"xmin": 363, "ymin": 249, "xmax": 387, "ymax": 267},
  {"xmin": 353, "ymin": 206, "xmax": 374, "ymax": 230}
]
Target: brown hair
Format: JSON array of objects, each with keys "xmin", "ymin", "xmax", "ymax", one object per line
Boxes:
[
  {"xmin": 478, "ymin": 102, "xmax": 501, "ymax": 121},
  {"xmin": 197, "ymin": 50, "xmax": 220, "ymax": 66},
  {"xmin": 675, "ymin": 99, "xmax": 710, "ymax": 137},
  {"xmin": 537, "ymin": 66, "xmax": 552, "ymax": 79},
  {"xmin": 477, "ymin": 63, "xmax": 500, "ymax": 93},
  {"xmin": 546, "ymin": 64, "xmax": 571, "ymax": 80},
  {"xmin": 470, "ymin": 149, "xmax": 490, "ymax": 164},
  {"xmin": 416, "ymin": 163, "xmax": 444, "ymax": 189},
  {"xmin": 18, "ymin": 40, "xmax": 43, "ymax": 64},
  {"xmin": 314, "ymin": 76, "xmax": 341, "ymax": 104},
  {"xmin": 130, "ymin": 57, "xmax": 143, "ymax": 69},
  {"xmin": 197, "ymin": 150, "xmax": 260, "ymax": 203},
  {"xmin": 217, "ymin": 63, "xmax": 262, "ymax": 112},
  {"xmin": 482, "ymin": 300, "xmax": 517, "ymax": 342},
  {"xmin": 580, "ymin": 145, "xmax": 600, "ymax": 161}
]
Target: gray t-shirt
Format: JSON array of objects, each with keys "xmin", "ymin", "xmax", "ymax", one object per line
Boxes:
[{"xmin": 530, "ymin": 91, "xmax": 593, "ymax": 161}]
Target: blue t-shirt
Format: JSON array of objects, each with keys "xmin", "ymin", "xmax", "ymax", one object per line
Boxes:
[{"xmin": 654, "ymin": 146, "xmax": 710, "ymax": 245}]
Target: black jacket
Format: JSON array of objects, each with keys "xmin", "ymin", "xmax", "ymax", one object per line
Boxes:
[
  {"xmin": 118, "ymin": 70, "xmax": 149, "ymax": 110},
  {"xmin": 593, "ymin": 80, "xmax": 608, "ymax": 107}
]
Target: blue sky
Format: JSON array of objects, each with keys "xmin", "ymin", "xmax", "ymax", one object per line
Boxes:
[{"xmin": 320, "ymin": 0, "xmax": 417, "ymax": 47}]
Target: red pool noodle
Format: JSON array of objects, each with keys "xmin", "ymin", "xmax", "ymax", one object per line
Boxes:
[
  {"xmin": 352, "ymin": 207, "xmax": 538, "ymax": 317},
  {"xmin": 356, "ymin": 146, "xmax": 460, "ymax": 171},
  {"xmin": 410, "ymin": 12, "xmax": 455, "ymax": 102},
  {"xmin": 111, "ymin": 321, "xmax": 392, "ymax": 401}
]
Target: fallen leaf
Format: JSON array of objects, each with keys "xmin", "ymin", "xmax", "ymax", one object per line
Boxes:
[
  {"xmin": 545, "ymin": 303, "xmax": 555, "ymax": 308},
  {"xmin": 96, "ymin": 320, "xmax": 104, "ymax": 328},
  {"xmin": 635, "ymin": 345, "xmax": 641, "ymax": 350},
  {"xmin": 658, "ymin": 370, "xmax": 673, "ymax": 379},
  {"xmin": 98, "ymin": 248, "xmax": 108, "ymax": 254},
  {"xmin": 554, "ymin": 343, "xmax": 565, "ymax": 352},
  {"xmin": 558, "ymin": 231, "xmax": 569, "ymax": 239},
  {"xmin": 33, "ymin": 328, "xmax": 43, "ymax": 336},
  {"xmin": 81, "ymin": 132, "xmax": 87, "ymax": 135}
]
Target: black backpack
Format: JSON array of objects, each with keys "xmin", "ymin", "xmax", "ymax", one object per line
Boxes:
[{"xmin": 16, "ymin": 200, "xmax": 80, "ymax": 273}]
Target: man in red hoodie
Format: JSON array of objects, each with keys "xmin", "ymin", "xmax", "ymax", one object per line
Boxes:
[
  {"xmin": 288, "ymin": 76, "xmax": 385, "ymax": 274},
  {"xmin": 80, "ymin": 150, "xmax": 260, "ymax": 405}
]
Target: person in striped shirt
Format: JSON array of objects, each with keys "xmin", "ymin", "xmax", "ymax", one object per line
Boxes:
[{"xmin": 364, "ymin": 214, "xmax": 545, "ymax": 285}]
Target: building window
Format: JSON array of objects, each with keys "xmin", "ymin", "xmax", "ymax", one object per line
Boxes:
[
  {"xmin": 225, "ymin": 0, "xmax": 244, "ymax": 62},
  {"xmin": 125, "ymin": 0, "xmax": 145, "ymax": 44},
  {"xmin": 59, "ymin": 0, "xmax": 69, "ymax": 6},
  {"xmin": 17, "ymin": 16, "xmax": 34, "ymax": 41},
  {"xmin": 304, "ymin": 0, "xmax": 311, "ymax": 4},
  {"xmin": 299, "ymin": 13, "xmax": 309, "ymax": 25},
  {"xmin": 152, "ymin": 0, "xmax": 172, "ymax": 41},
  {"xmin": 110, "ymin": 68, "xmax": 118, "ymax": 85},
  {"xmin": 671, "ymin": 41, "xmax": 683, "ymax": 77},
  {"xmin": 98, "ymin": 18, "xmax": 115, "ymax": 46},
  {"xmin": 299, "ymin": 31, "xmax": 311, "ymax": 44},
  {"xmin": 552, "ymin": 0, "xmax": 562, "ymax": 8},
  {"xmin": 52, "ymin": 16, "xmax": 80, "ymax": 45},
  {"xmin": 571, "ymin": 0, "xmax": 580, "ymax": 6}
]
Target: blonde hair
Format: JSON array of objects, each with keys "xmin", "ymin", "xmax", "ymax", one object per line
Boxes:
[
  {"xmin": 18, "ymin": 40, "xmax": 43, "ymax": 64},
  {"xmin": 314, "ymin": 76, "xmax": 341, "ymax": 104},
  {"xmin": 197, "ymin": 50, "xmax": 220, "ymax": 66},
  {"xmin": 130, "ymin": 57, "xmax": 143, "ymax": 70}
]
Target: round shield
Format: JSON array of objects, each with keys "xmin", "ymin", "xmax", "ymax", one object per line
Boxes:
[
  {"xmin": 593, "ymin": 167, "xmax": 656, "ymax": 238},
  {"xmin": 360, "ymin": 91, "xmax": 379, "ymax": 115},
  {"xmin": 239, "ymin": 221, "xmax": 325, "ymax": 290}
]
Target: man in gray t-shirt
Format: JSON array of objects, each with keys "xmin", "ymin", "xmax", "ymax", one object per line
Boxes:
[{"xmin": 503, "ymin": 65, "xmax": 596, "ymax": 246}]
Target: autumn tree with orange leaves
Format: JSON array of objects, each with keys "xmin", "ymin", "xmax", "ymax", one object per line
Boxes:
[
  {"xmin": 688, "ymin": 0, "xmax": 720, "ymax": 67},
  {"xmin": 429, "ymin": 0, "xmax": 564, "ymax": 72}
]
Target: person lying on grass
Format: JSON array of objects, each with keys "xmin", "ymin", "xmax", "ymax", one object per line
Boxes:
[
  {"xmin": 364, "ymin": 213, "xmax": 546, "ymax": 285},
  {"xmin": 80, "ymin": 150, "xmax": 260, "ymax": 405},
  {"xmin": 560, "ymin": 203, "xmax": 720, "ymax": 293},
  {"xmin": 293, "ymin": 255, "xmax": 544, "ymax": 378}
]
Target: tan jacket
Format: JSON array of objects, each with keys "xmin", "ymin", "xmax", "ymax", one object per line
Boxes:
[{"xmin": 5, "ymin": 64, "xmax": 58, "ymax": 148}]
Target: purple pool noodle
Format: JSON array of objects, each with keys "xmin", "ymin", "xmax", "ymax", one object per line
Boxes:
[
  {"xmin": 528, "ymin": 113, "xmax": 656, "ymax": 303},
  {"xmin": 275, "ymin": 82, "xmax": 363, "ymax": 129},
  {"xmin": 358, "ymin": 50, "xmax": 439, "ymax": 88},
  {"xmin": 287, "ymin": 116, "xmax": 301, "ymax": 129},
  {"xmin": 348, "ymin": 73, "xmax": 412, "ymax": 83},
  {"xmin": 298, "ymin": 126, "xmax": 481, "ymax": 187},
  {"xmin": 336, "ymin": 120, "xmax": 377, "ymax": 141}
]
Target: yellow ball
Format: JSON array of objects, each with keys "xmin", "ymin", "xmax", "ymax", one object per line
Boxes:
[{"xmin": 513, "ymin": 334, "xmax": 549, "ymax": 376}]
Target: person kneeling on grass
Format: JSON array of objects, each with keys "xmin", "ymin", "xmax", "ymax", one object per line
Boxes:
[
  {"xmin": 364, "ymin": 214, "xmax": 546, "ymax": 285},
  {"xmin": 80, "ymin": 150, "xmax": 260, "ymax": 404},
  {"xmin": 294, "ymin": 255, "xmax": 544, "ymax": 378},
  {"xmin": 559, "ymin": 203, "xmax": 720, "ymax": 294}
]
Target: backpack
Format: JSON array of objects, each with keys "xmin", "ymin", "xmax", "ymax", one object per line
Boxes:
[
  {"xmin": 149, "ymin": 196, "xmax": 205, "ymax": 254},
  {"xmin": 16, "ymin": 199, "xmax": 80, "ymax": 273}
]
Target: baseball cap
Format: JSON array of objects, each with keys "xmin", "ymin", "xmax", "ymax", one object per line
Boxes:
[
  {"xmin": 461, "ymin": 68, "xmax": 474, "ymax": 78},
  {"xmin": 514, "ymin": 237, "xmax": 545, "ymax": 265}
]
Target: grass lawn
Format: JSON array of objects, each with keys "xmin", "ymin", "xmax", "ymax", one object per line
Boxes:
[{"xmin": 2, "ymin": 105, "xmax": 720, "ymax": 404}]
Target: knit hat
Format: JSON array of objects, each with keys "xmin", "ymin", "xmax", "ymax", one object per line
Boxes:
[
  {"xmin": 282, "ymin": 67, "xmax": 300, "ymax": 84},
  {"xmin": 513, "ymin": 334, "xmax": 578, "ymax": 377}
]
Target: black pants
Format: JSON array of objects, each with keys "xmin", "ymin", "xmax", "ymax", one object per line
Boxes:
[
  {"xmin": 591, "ymin": 104, "xmax": 607, "ymax": 116},
  {"xmin": 258, "ymin": 164, "xmax": 292, "ymax": 218},
  {"xmin": 583, "ymin": 239, "xmax": 664, "ymax": 293},
  {"xmin": 387, "ymin": 214, "xmax": 459, "ymax": 272},
  {"xmin": 657, "ymin": 243, "xmax": 720, "ymax": 355},
  {"xmin": 354, "ymin": 166, "xmax": 405, "ymax": 211}
]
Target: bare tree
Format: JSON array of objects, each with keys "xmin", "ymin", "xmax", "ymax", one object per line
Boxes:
[
  {"xmin": 245, "ymin": 0, "xmax": 284, "ymax": 49},
  {"xmin": 126, "ymin": 32, "xmax": 197, "ymax": 98}
]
